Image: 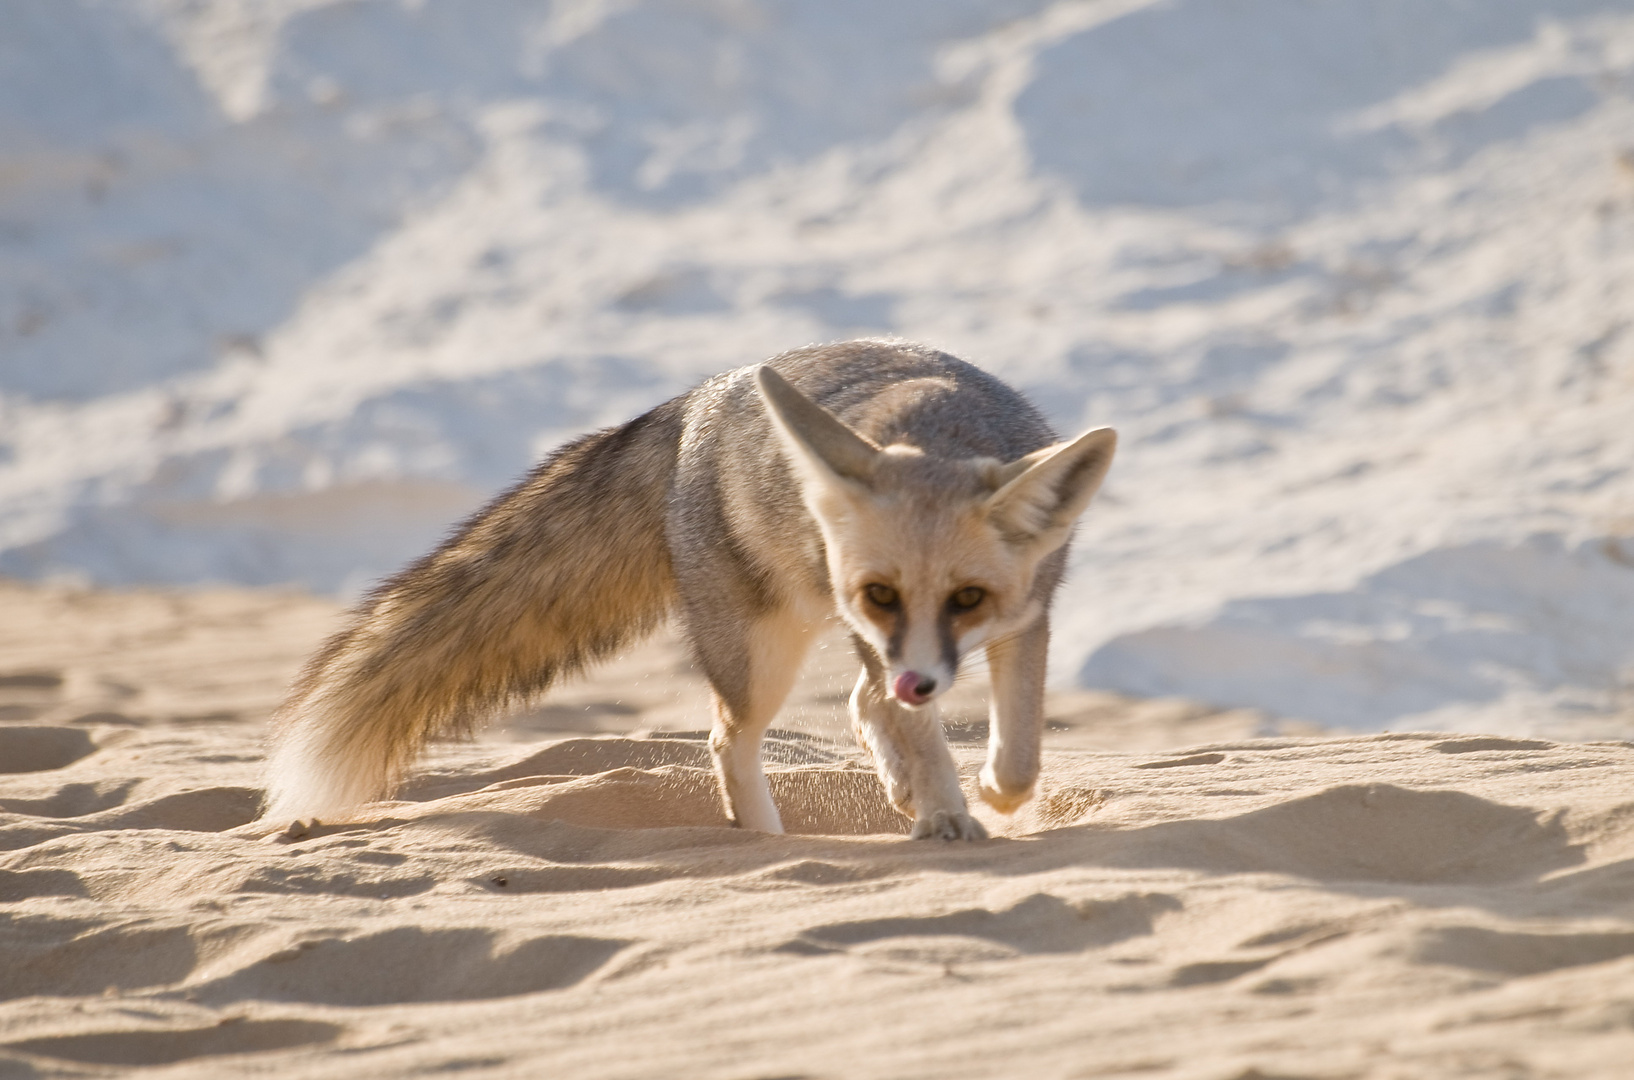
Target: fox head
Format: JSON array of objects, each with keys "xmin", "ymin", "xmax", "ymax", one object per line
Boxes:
[{"xmin": 755, "ymin": 366, "xmax": 1116, "ymax": 708}]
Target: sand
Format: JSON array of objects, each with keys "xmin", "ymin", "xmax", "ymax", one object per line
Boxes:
[
  {"xmin": 3, "ymin": 577, "xmax": 1634, "ymax": 1079},
  {"xmin": 7, "ymin": 5, "xmax": 1634, "ymax": 1074}
]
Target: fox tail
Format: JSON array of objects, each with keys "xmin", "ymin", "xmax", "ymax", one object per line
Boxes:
[{"xmin": 260, "ymin": 399, "xmax": 683, "ymax": 824}]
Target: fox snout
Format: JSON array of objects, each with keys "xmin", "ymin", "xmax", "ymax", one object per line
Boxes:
[{"xmin": 892, "ymin": 670, "xmax": 940, "ymax": 706}]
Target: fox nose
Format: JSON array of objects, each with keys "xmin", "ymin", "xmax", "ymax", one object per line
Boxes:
[{"xmin": 893, "ymin": 671, "xmax": 937, "ymax": 706}]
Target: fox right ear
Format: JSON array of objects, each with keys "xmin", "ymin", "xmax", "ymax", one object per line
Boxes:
[
  {"xmin": 986, "ymin": 426, "xmax": 1117, "ymax": 552},
  {"xmin": 754, "ymin": 366, "xmax": 881, "ymax": 488}
]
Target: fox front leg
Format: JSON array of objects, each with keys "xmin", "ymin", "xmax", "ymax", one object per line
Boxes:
[
  {"xmin": 849, "ymin": 652, "xmax": 987, "ymax": 841},
  {"xmin": 977, "ymin": 618, "xmax": 1049, "ymax": 813}
]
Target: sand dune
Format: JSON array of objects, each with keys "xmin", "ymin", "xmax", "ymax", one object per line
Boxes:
[
  {"xmin": 7, "ymin": 1, "xmax": 1634, "ymax": 740},
  {"xmin": 4, "ymin": 579, "xmax": 1634, "ymax": 1078}
]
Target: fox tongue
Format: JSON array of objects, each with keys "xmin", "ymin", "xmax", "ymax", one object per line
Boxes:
[{"xmin": 893, "ymin": 671, "xmax": 930, "ymax": 706}]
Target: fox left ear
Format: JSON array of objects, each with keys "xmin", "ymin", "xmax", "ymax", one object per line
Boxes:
[
  {"xmin": 986, "ymin": 427, "xmax": 1117, "ymax": 551},
  {"xmin": 754, "ymin": 366, "xmax": 882, "ymax": 490}
]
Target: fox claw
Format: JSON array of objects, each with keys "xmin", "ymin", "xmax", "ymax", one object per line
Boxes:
[{"xmin": 910, "ymin": 810, "xmax": 988, "ymax": 842}]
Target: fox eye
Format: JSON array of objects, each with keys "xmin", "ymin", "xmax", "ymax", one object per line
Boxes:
[
  {"xmin": 864, "ymin": 583, "xmax": 899, "ymax": 608},
  {"xmin": 950, "ymin": 586, "xmax": 985, "ymax": 610}
]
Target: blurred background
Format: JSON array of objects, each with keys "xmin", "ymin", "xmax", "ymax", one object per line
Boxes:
[{"xmin": 2, "ymin": 0, "xmax": 1632, "ymax": 739}]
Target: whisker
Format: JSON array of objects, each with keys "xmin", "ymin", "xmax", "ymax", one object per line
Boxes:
[{"xmin": 983, "ymin": 623, "xmax": 1042, "ymax": 652}]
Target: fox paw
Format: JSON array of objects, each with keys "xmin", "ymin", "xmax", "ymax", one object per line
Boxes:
[
  {"xmin": 909, "ymin": 809, "xmax": 989, "ymax": 842},
  {"xmin": 977, "ymin": 767, "xmax": 1035, "ymax": 814}
]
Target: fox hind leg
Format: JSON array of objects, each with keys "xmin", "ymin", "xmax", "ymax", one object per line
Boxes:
[
  {"xmin": 849, "ymin": 642, "xmax": 986, "ymax": 841},
  {"xmin": 694, "ymin": 606, "xmax": 816, "ymax": 833}
]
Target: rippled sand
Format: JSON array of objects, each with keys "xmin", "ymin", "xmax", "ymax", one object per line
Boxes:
[{"xmin": 3, "ymin": 579, "xmax": 1632, "ymax": 1078}]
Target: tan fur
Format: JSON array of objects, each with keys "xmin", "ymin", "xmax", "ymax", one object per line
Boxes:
[
  {"xmin": 261, "ymin": 340, "xmax": 1115, "ymax": 841},
  {"xmin": 262, "ymin": 402, "xmax": 683, "ymax": 823},
  {"xmin": 756, "ymin": 365, "xmax": 1114, "ymax": 837},
  {"xmin": 707, "ymin": 606, "xmax": 818, "ymax": 834}
]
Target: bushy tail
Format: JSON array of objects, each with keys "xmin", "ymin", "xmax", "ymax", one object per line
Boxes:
[{"xmin": 261, "ymin": 398, "xmax": 685, "ymax": 824}]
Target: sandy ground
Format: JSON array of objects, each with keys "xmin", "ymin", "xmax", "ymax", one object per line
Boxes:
[{"xmin": 3, "ymin": 578, "xmax": 1634, "ymax": 1079}]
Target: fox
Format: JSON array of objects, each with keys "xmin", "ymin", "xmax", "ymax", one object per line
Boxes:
[{"xmin": 261, "ymin": 339, "xmax": 1116, "ymax": 840}]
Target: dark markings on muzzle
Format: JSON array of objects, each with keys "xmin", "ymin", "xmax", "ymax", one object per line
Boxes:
[
  {"xmin": 852, "ymin": 632, "xmax": 886, "ymax": 683},
  {"xmin": 938, "ymin": 606, "xmax": 960, "ymax": 679},
  {"xmin": 885, "ymin": 607, "xmax": 906, "ymax": 664},
  {"xmin": 881, "ymin": 603, "xmax": 960, "ymax": 690}
]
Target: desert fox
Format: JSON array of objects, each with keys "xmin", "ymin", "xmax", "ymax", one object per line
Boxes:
[{"xmin": 263, "ymin": 340, "xmax": 1116, "ymax": 840}]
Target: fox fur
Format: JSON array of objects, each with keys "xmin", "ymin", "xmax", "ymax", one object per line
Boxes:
[{"xmin": 262, "ymin": 340, "xmax": 1116, "ymax": 840}]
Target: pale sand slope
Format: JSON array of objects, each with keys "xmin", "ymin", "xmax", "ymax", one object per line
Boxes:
[{"xmin": 2, "ymin": 580, "xmax": 1634, "ymax": 1079}]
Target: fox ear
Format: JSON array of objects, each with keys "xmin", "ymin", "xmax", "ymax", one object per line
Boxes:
[
  {"xmin": 986, "ymin": 427, "xmax": 1117, "ymax": 550},
  {"xmin": 755, "ymin": 366, "xmax": 881, "ymax": 488}
]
